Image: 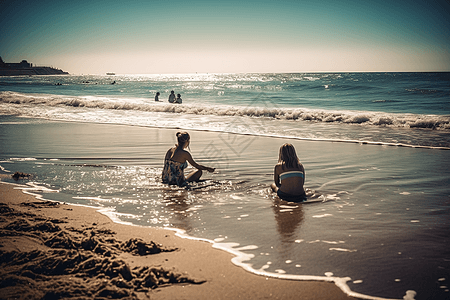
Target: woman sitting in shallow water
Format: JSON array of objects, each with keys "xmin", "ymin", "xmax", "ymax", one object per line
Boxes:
[
  {"xmin": 162, "ymin": 132, "xmax": 215, "ymax": 186},
  {"xmin": 271, "ymin": 143, "xmax": 307, "ymax": 202}
]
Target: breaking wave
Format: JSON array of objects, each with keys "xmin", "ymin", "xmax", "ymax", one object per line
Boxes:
[{"xmin": 1, "ymin": 91, "xmax": 449, "ymax": 130}]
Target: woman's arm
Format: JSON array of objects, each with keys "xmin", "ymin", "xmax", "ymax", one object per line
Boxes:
[
  {"xmin": 300, "ymin": 163, "xmax": 305, "ymax": 184},
  {"xmin": 273, "ymin": 165, "xmax": 281, "ymax": 187},
  {"xmin": 185, "ymin": 151, "xmax": 215, "ymax": 172}
]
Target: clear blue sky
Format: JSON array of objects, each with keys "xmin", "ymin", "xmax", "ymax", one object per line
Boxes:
[{"xmin": 1, "ymin": 0, "xmax": 449, "ymax": 74}]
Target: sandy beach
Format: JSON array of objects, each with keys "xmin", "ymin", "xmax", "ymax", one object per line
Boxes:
[{"xmin": 0, "ymin": 181, "xmax": 354, "ymax": 299}]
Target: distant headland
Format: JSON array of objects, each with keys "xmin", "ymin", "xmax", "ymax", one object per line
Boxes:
[{"xmin": 0, "ymin": 57, "xmax": 69, "ymax": 76}]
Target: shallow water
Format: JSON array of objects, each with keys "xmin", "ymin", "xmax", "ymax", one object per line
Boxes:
[{"xmin": 1, "ymin": 116, "xmax": 449, "ymax": 300}]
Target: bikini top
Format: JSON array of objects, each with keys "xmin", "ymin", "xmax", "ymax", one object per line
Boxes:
[
  {"xmin": 167, "ymin": 159, "xmax": 188, "ymax": 169},
  {"xmin": 280, "ymin": 171, "xmax": 304, "ymax": 181}
]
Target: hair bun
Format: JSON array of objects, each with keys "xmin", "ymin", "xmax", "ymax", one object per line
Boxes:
[{"xmin": 176, "ymin": 131, "xmax": 190, "ymax": 144}]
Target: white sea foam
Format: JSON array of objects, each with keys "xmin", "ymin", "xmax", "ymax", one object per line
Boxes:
[
  {"xmin": 403, "ymin": 290, "xmax": 416, "ymax": 300},
  {"xmin": 1, "ymin": 91, "xmax": 449, "ymax": 130},
  {"xmin": 329, "ymin": 248, "xmax": 357, "ymax": 252},
  {"xmin": 10, "ymin": 157, "xmax": 37, "ymax": 161},
  {"xmin": 2, "ymin": 91, "xmax": 450, "ymax": 149},
  {"xmin": 312, "ymin": 213, "xmax": 333, "ymax": 218}
]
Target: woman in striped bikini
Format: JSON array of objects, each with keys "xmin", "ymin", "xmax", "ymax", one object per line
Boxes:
[{"xmin": 271, "ymin": 143, "xmax": 307, "ymax": 202}]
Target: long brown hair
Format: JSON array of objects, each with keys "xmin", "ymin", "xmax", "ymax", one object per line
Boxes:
[{"xmin": 278, "ymin": 143, "xmax": 301, "ymax": 170}]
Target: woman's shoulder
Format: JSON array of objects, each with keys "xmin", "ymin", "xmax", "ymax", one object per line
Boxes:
[
  {"xmin": 180, "ymin": 149, "xmax": 192, "ymax": 158},
  {"xmin": 171, "ymin": 148, "xmax": 191, "ymax": 161},
  {"xmin": 166, "ymin": 146, "xmax": 176, "ymax": 154},
  {"xmin": 164, "ymin": 147, "xmax": 174, "ymax": 159},
  {"xmin": 274, "ymin": 163, "xmax": 284, "ymax": 173}
]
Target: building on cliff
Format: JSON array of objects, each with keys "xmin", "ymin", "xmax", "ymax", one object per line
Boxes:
[{"xmin": 0, "ymin": 57, "xmax": 69, "ymax": 76}]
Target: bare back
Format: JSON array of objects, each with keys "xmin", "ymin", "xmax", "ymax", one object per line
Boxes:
[{"xmin": 274, "ymin": 163, "xmax": 305, "ymax": 195}]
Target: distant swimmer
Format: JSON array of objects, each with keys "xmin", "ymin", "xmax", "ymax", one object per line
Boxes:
[
  {"xmin": 271, "ymin": 143, "xmax": 307, "ymax": 202},
  {"xmin": 111, "ymin": 81, "xmax": 116, "ymax": 85},
  {"xmin": 168, "ymin": 90, "xmax": 176, "ymax": 103},
  {"xmin": 155, "ymin": 92, "xmax": 160, "ymax": 101},
  {"xmin": 175, "ymin": 93, "xmax": 182, "ymax": 104},
  {"xmin": 162, "ymin": 131, "xmax": 215, "ymax": 186}
]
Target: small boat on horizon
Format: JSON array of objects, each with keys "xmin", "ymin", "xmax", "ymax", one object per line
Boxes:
[{"xmin": 106, "ymin": 72, "xmax": 115, "ymax": 75}]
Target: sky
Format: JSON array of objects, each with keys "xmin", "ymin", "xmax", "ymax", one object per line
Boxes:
[{"xmin": 1, "ymin": 0, "xmax": 449, "ymax": 74}]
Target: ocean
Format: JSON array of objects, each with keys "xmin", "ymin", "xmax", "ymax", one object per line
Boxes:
[{"xmin": 1, "ymin": 73, "xmax": 449, "ymax": 300}]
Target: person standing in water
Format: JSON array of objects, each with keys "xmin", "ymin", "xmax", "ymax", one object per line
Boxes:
[
  {"xmin": 168, "ymin": 91, "xmax": 176, "ymax": 103},
  {"xmin": 155, "ymin": 92, "xmax": 160, "ymax": 101},
  {"xmin": 162, "ymin": 132, "xmax": 215, "ymax": 186},
  {"xmin": 271, "ymin": 143, "xmax": 307, "ymax": 201}
]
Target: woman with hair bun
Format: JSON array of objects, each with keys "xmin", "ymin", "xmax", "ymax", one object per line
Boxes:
[
  {"xmin": 271, "ymin": 143, "xmax": 307, "ymax": 202},
  {"xmin": 162, "ymin": 131, "xmax": 215, "ymax": 186}
]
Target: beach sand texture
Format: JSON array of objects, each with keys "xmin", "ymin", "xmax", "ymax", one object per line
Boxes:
[{"xmin": 0, "ymin": 182, "xmax": 354, "ymax": 299}]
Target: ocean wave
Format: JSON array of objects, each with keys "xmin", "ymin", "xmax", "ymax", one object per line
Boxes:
[{"xmin": 1, "ymin": 91, "xmax": 449, "ymax": 130}]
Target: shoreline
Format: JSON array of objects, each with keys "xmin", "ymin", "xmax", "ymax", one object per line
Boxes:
[
  {"xmin": 3, "ymin": 114, "xmax": 449, "ymax": 151},
  {"xmin": 0, "ymin": 181, "xmax": 356, "ymax": 299}
]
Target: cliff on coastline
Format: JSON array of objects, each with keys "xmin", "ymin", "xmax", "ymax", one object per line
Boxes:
[{"xmin": 0, "ymin": 57, "xmax": 69, "ymax": 76}]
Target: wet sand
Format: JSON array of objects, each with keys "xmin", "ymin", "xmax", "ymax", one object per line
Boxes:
[{"xmin": 0, "ymin": 181, "xmax": 355, "ymax": 299}]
